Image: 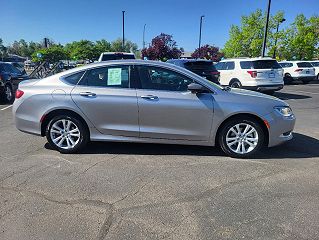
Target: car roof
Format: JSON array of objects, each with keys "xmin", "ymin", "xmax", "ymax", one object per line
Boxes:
[
  {"xmin": 100, "ymin": 52, "xmax": 135, "ymax": 55},
  {"xmin": 168, "ymin": 59, "xmax": 212, "ymax": 63},
  {"xmin": 220, "ymin": 57, "xmax": 275, "ymax": 62}
]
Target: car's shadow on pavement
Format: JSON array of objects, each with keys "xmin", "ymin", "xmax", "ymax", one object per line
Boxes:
[
  {"xmin": 274, "ymin": 92, "xmax": 311, "ymax": 100},
  {"xmin": 45, "ymin": 133, "xmax": 319, "ymax": 159}
]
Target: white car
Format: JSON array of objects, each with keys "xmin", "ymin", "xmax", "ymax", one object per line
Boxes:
[
  {"xmin": 279, "ymin": 61, "xmax": 316, "ymax": 84},
  {"xmin": 309, "ymin": 61, "xmax": 319, "ymax": 80},
  {"xmin": 214, "ymin": 57, "xmax": 284, "ymax": 93},
  {"xmin": 98, "ymin": 52, "xmax": 135, "ymax": 62}
]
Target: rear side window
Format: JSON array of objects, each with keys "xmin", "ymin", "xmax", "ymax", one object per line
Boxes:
[
  {"xmin": 63, "ymin": 71, "xmax": 85, "ymax": 85},
  {"xmin": 297, "ymin": 62, "xmax": 313, "ymax": 68},
  {"xmin": 240, "ymin": 60, "xmax": 281, "ymax": 69},
  {"xmin": 82, "ymin": 65, "xmax": 130, "ymax": 88},
  {"xmin": 279, "ymin": 63, "xmax": 293, "ymax": 68}
]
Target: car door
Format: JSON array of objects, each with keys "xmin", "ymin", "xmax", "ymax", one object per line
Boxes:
[
  {"xmin": 71, "ymin": 65, "xmax": 139, "ymax": 137},
  {"xmin": 136, "ymin": 65, "xmax": 214, "ymax": 141}
]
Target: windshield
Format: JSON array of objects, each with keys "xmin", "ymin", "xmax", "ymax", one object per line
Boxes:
[{"xmin": 184, "ymin": 61, "xmax": 216, "ymax": 71}]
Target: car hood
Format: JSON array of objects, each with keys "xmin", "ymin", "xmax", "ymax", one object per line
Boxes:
[{"xmin": 228, "ymin": 88, "xmax": 288, "ymax": 105}]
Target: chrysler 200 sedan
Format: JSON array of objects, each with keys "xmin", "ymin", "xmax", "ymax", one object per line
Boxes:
[{"xmin": 13, "ymin": 60, "xmax": 295, "ymax": 158}]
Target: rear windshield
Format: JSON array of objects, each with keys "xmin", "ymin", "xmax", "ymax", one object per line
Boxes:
[
  {"xmin": 311, "ymin": 62, "xmax": 319, "ymax": 67},
  {"xmin": 297, "ymin": 62, "xmax": 313, "ymax": 68},
  {"xmin": 240, "ymin": 60, "xmax": 281, "ymax": 69},
  {"xmin": 101, "ymin": 54, "xmax": 135, "ymax": 61},
  {"xmin": 184, "ymin": 61, "xmax": 217, "ymax": 71}
]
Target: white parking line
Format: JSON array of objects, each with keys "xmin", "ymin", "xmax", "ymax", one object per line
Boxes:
[{"xmin": 0, "ymin": 105, "xmax": 13, "ymax": 111}]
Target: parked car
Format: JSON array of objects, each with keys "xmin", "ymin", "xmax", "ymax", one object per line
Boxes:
[
  {"xmin": 7, "ymin": 62, "xmax": 27, "ymax": 75},
  {"xmin": 13, "ymin": 60, "xmax": 295, "ymax": 158},
  {"xmin": 309, "ymin": 61, "xmax": 319, "ymax": 80},
  {"xmin": 98, "ymin": 52, "xmax": 135, "ymax": 62},
  {"xmin": 279, "ymin": 61, "xmax": 316, "ymax": 84},
  {"xmin": 167, "ymin": 59, "xmax": 220, "ymax": 84},
  {"xmin": 214, "ymin": 57, "xmax": 284, "ymax": 94},
  {"xmin": 0, "ymin": 62, "xmax": 28, "ymax": 103}
]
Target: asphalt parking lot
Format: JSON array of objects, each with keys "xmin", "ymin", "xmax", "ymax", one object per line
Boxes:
[{"xmin": 0, "ymin": 83, "xmax": 319, "ymax": 240}]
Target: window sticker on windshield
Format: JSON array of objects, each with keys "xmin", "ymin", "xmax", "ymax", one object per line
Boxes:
[{"xmin": 108, "ymin": 68, "xmax": 122, "ymax": 85}]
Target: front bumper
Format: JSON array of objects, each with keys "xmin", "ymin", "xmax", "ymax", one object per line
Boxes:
[
  {"xmin": 263, "ymin": 111, "xmax": 296, "ymax": 147},
  {"xmin": 244, "ymin": 84, "xmax": 284, "ymax": 92}
]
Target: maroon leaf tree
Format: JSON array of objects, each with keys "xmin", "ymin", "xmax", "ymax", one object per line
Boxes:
[
  {"xmin": 141, "ymin": 33, "xmax": 183, "ymax": 61},
  {"xmin": 191, "ymin": 44, "xmax": 224, "ymax": 61}
]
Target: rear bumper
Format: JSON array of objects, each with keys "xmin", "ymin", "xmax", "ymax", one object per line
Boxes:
[
  {"xmin": 292, "ymin": 76, "xmax": 315, "ymax": 81},
  {"xmin": 244, "ymin": 84, "xmax": 283, "ymax": 92}
]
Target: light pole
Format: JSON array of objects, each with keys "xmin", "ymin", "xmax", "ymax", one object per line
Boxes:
[
  {"xmin": 143, "ymin": 24, "xmax": 146, "ymax": 49},
  {"xmin": 122, "ymin": 11, "xmax": 125, "ymax": 51},
  {"xmin": 198, "ymin": 15, "xmax": 204, "ymax": 58},
  {"xmin": 261, "ymin": 0, "xmax": 271, "ymax": 57},
  {"xmin": 272, "ymin": 18, "xmax": 286, "ymax": 59}
]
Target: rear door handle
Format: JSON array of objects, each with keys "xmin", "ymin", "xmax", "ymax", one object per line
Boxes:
[
  {"xmin": 80, "ymin": 92, "xmax": 96, "ymax": 97},
  {"xmin": 141, "ymin": 95, "xmax": 158, "ymax": 100}
]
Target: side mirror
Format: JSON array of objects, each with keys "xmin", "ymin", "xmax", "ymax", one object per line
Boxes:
[{"xmin": 187, "ymin": 83, "xmax": 209, "ymax": 93}]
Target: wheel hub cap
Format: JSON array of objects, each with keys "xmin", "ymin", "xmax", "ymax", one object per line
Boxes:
[{"xmin": 50, "ymin": 119, "xmax": 81, "ymax": 149}]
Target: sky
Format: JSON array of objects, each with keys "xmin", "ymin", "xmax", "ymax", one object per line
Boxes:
[{"xmin": 2, "ymin": 0, "xmax": 319, "ymax": 51}]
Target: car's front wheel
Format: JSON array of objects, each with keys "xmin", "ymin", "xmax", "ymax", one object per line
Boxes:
[
  {"xmin": 218, "ymin": 118, "xmax": 265, "ymax": 158},
  {"xmin": 0, "ymin": 84, "xmax": 14, "ymax": 103},
  {"xmin": 46, "ymin": 115, "xmax": 89, "ymax": 153}
]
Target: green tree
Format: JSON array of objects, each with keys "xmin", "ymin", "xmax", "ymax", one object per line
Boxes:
[
  {"xmin": 32, "ymin": 45, "xmax": 69, "ymax": 63},
  {"xmin": 94, "ymin": 39, "xmax": 111, "ymax": 58},
  {"xmin": 110, "ymin": 38, "xmax": 138, "ymax": 53},
  {"xmin": 278, "ymin": 14, "xmax": 319, "ymax": 60},
  {"xmin": 223, "ymin": 10, "xmax": 284, "ymax": 58},
  {"xmin": 65, "ymin": 40, "xmax": 96, "ymax": 60},
  {"xmin": 0, "ymin": 38, "xmax": 8, "ymax": 59}
]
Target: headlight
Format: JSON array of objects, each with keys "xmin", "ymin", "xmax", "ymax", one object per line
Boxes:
[{"xmin": 274, "ymin": 106, "xmax": 293, "ymax": 117}]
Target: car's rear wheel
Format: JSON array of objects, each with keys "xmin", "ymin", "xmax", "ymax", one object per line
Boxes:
[
  {"xmin": 218, "ymin": 118, "xmax": 264, "ymax": 158},
  {"xmin": 46, "ymin": 115, "xmax": 89, "ymax": 153},
  {"xmin": 284, "ymin": 73, "xmax": 293, "ymax": 84},
  {"xmin": 230, "ymin": 80, "xmax": 242, "ymax": 88},
  {"xmin": 1, "ymin": 84, "xmax": 14, "ymax": 103}
]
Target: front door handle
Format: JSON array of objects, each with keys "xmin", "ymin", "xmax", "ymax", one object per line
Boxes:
[
  {"xmin": 141, "ymin": 95, "xmax": 159, "ymax": 100},
  {"xmin": 80, "ymin": 92, "xmax": 96, "ymax": 97}
]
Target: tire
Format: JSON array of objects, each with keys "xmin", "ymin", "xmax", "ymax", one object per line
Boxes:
[
  {"xmin": 218, "ymin": 117, "xmax": 265, "ymax": 158},
  {"xmin": 229, "ymin": 79, "xmax": 242, "ymax": 88},
  {"xmin": 0, "ymin": 84, "xmax": 14, "ymax": 103},
  {"xmin": 284, "ymin": 74, "xmax": 293, "ymax": 84},
  {"xmin": 46, "ymin": 115, "xmax": 89, "ymax": 153},
  {"xmin": 317, "ymin": 74, "xmax": 319, "ymax": 80}
]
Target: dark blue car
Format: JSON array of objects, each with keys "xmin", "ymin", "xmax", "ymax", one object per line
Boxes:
[{"xmin": 0, "ymin": 62, "xmax": 28, "ymax": 103}]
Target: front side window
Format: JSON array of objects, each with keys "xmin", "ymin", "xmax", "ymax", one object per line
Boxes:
[
  {"xmin": 82, "ymin": 65, "xmax": 130, "ymax": 88},
  {"xmin": 215, "ymin": 62, "xmax": 225, "ymax": 70},
  {"xmin": 226, "ymin": 62, "xmax": 235, "ymax": 70},
  {"xmin": 138, "ymin": 66, "xmax": 193, "ymax": 92}
]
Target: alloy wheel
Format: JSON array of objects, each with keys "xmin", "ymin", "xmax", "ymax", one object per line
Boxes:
[
  {"xmin": 225, "ymin": 123, "xmax": 259, "ymax": 154},
  {"xmin": 50, "ymin": 119, "xmax": 81, "ymax": 149}
]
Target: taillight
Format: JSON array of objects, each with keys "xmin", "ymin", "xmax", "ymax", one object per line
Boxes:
[
  {"xmin": 294, "ymin": 69, "xmax": 303, "ymax": 72},
  {"xmin": 247, "ymin": 70, "xmax": 257, "ymax": 78},
  {"xmin": 211, "ymin": 71, "xmax": 220, "ymax": 75},
  {"xmin": 15, "ymin": 89, "xmax": 24, "ymax": 99}
]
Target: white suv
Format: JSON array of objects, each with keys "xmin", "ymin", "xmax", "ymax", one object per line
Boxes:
[
  {"xmin": 279, "ymin": 61, "xmax": 316, "ymax": 84},
  {"xmin": 215, "ymin": 58, "xmax": 284, "ymax": 93},
  {"xmin": 309, "ymin": 61, "xmax": 319, "ymax": 80},
  {"xmin": 98, "ymin": 52, "xmax": 135, "ymax": 62}
]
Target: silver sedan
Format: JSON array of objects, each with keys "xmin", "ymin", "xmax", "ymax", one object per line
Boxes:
[{"xmin": 13, "ymin": 60, "xmax": 295, "ymax": 158}]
